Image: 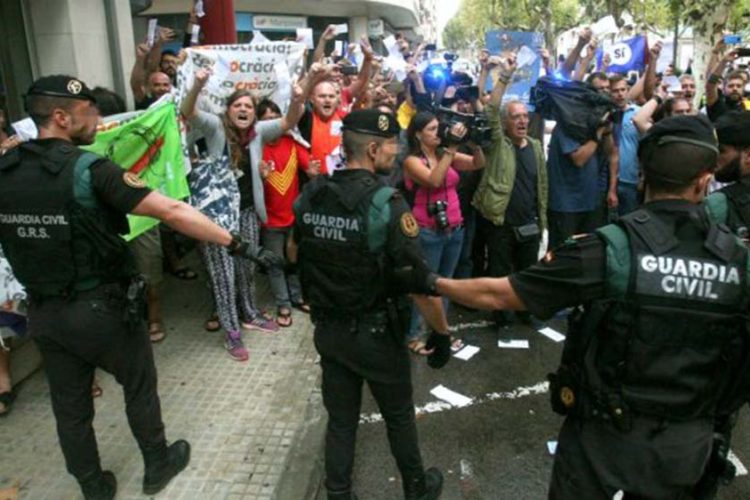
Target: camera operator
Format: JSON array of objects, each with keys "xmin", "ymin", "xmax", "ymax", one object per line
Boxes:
[
  {"xmin": 472, "ymin": 53, "xmax": 549, "ymax": 329},
  {"xmin": 402, "ymin": 112, "xmax": 485, "ymax": 353}
]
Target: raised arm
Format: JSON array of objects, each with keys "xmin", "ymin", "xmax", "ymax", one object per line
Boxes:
[
  {"xmin": 313, "ymin": 25, "xmax": 337, "ymax": 64},
  {"xmin": 346, "ymin": 36, "xmax": 375, "ymax": 103},
  {"xmin": 180, "ymin": 67, "xmax": 211, "ymax": 119},
  {"xmin": 641, "ymin": 41, "xmax": 662, "ymax": 102},
  {"xmin": 706, "ymin": 49, "xmax": 738, "ymax": 107},
  {"xmin": 561, "ymin": 28, "xmax": 592, "ymax": 79},
  {"xmin": 574, "ymin": 38, "xmax": 597, "ymax": 82},
  {"xmin": 488, "ymin": 53, "xmax": 517, "ymax": 107},
  {"xmin": 130, "ymin": 42, "xmax": 150, "ymax": 104},
  {"xmin": 280, "ymin": 80, "xmax": 307, "ymax": 132}
]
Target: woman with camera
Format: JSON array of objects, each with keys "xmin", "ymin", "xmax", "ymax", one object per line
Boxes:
[{"xmin": 403, "ymin": 112, "xmax": 486, "ymax": 353}]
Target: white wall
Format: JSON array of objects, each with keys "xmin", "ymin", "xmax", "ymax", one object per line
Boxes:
[{"xmin": 25, "ymin": 0, "xmax": 114, "ymax": 89}]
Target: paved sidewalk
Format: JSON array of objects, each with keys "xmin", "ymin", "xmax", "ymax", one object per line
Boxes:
[{"xmin": 0, "ymin": 259, "xmax": 323, "ymax": 500}]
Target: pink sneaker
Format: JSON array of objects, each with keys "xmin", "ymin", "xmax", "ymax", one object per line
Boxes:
[
  {"xmin": 225, "ymin": 331, "xmax": 249, "ymax": 361},
  {"xmin": 241, "ymin": 315, "xmax": 280, "ymax": 333}
]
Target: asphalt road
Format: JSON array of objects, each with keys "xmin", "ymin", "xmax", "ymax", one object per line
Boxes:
[{"xmin": 316, "ymin": 307, "xmax": 750, "ymax": 500}]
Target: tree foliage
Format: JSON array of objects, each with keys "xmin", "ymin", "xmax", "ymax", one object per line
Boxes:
[{"xmin": 443, "ymin": 0, "xmax": 579, "ymax": 50}]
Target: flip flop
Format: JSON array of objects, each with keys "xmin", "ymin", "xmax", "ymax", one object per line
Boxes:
[
  {"xmin": 170, "ymin": 267, "xmax": 198, "ymax": 280},
  {"xmin": 276, "ymin": 307, "xmax": 293, "ymax": 328},
  {"xmin": 450, "ymin": 336, "xmax": 465, "ymax": 352},
  {"xmin": 407, "ymin": 339, "xmax": 430, "ymax": 356},
  {"xmin": 0, "ymin": 391, "xmax": 16, "ymax": 417},
  {"xmin": 292, "ymin": 302, "xmax": 311, "ymax": 314},
  {"xmin": 148, "ymin": 322, "xmax": 167, "ymax": 343}
]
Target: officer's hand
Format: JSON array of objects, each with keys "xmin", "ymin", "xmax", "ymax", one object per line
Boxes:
[
  {"xmin": 229, "ymin": 238, "xmax": 285, "ymax": 269},
  {"xmin": 426, "ymin": 331, "xmax": 451, "ymax": 369},
  {"xmin": 253, "ymin": 247, "xmax": 285, "ymax": 269}
]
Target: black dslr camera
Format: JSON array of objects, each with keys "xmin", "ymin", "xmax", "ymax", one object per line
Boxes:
[
  {"xmin": 427, "ymin": 200, "xmax": 450, "ymax": 231},
  {"xmin": 435, "ymin": 107, "xmax": 493, "ymax": 149}
]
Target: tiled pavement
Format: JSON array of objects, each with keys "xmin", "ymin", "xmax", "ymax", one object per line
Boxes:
[{"xmin": 0, "ymin": 260, "xmax": 323, "ymax": 499}]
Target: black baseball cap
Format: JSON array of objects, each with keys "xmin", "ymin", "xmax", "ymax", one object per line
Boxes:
[
  {"xmin": 342, "ymin": 109, "xmax": 399, "ymax": 138},
  {"xmin": 25, "ymin": 75, "xmax": 97, "ymax": 104},
  {"xmin": 638, "ymin": 115, "xmax": 719, "ymax": 184}
]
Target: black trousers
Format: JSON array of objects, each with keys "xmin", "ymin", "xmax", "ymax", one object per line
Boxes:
[
  {"xmin": 548, "ymin": 209, "xmax": 601, "ymax": 250},
  {"xmin": 549, "ymin": 416, "xmax": 709, "ymax": 500},
  {"xmin": 314, "ymin": 315, "xmax": 423, "ymax": 494},
  {"xmin": 28, "ymin": 284, "xmax": 166, "ymax": 480},
  {"xmin": 478, "ymin": 216, "xmax": 540, "ymax": 324}
]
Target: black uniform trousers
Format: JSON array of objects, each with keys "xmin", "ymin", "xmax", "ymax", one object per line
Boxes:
[
  {"xmin": 548, "ymin": 415, "xmax": 712, "ymax": 500},
  {"xmin": 477, "ymin": 216, "xmax": 540, "ymax": 325},
  {"xmin": 28, "ymin": 283, "xmax": 166, "ymax": 480},
  {"xmin": 313, "ymin": 313, "xmax": 423, "ymax": 494}
]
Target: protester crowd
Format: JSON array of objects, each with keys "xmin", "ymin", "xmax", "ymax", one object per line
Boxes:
[{"xmin": 1, "ymin": 17, "xmax": 750, "ymax": 420}]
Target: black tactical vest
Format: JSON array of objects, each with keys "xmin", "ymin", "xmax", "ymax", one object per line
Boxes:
[
  {"xmin": 294, "ymin": 172, "xmax": 393, "ymax": 315},
  {"xmin": 0, "ymin": 141, "xmax": 135, "ymax": 297},
  {"xmin": 575, "ymin": 205, "xmax": 750, "ymax": 422},
  {"xmin": 705, "ymin": 178, "xmax": 750, "ymax": 237}
]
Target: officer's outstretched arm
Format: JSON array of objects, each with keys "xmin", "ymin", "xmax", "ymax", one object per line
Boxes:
[
  {"xmin": 132, "ymin": 191, "xmax": 232, "ymax": 246},
  {"xmin": 413, "ymin": 295, "xmax": 449, "ymax": 335},
  {"xmin": 436, "ymin": 277, "xmax": 526, "ymax": 312}
]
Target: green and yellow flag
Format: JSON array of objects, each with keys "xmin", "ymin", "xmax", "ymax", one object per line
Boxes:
[{"xmin": 84, "ymin": 102, "xmax": 189, "ymax": 241}]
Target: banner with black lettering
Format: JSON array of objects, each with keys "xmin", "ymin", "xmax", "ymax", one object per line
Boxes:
[{"xmin": 175, "ymin": 40, "xmax": 306, "ymax": 115}]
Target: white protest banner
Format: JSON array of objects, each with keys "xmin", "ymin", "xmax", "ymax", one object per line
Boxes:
[
  {"xmin": 0, "ymin": 245, "xmax": 26, "ymax": 303},
  {"xmin": 175, "ymin": 40, "xmax": 306, "ymax": 115}
]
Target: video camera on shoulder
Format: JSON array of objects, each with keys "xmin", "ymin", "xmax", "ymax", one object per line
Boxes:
[{"xmin": 435, "ymin": 107, "xmax": 493, "ymax": 149}]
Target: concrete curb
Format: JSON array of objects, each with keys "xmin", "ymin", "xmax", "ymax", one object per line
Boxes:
[{"xmin": 274, "ymin": 384, "xmax": 326, "ymax": 500}]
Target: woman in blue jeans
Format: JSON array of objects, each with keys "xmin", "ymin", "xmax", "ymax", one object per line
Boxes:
[{"xmin": 403, "ymin": 112, "xmax": 485, "ymax": 353}]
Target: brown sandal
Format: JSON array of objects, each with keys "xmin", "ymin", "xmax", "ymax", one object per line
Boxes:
[{"xmin": 276, "ymin": 307, "xmax": 293, "ymax": 328}]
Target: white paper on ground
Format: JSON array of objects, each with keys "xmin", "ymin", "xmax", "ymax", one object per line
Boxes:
[
  {"xmin": 147, "ymin": 19, "xmax": 158, "ymax": 48},
  {"xmin": 516, "ymin": 45, "xmax": 538, "ymax": 68},
  {"xmin": 538, "ymin": 327, "xmax": 566, "ymax": 343},
  {"xmin": 498, "ymin": 339, "xmax": 530, "ymax": 349},
  {"xmin": 334, "ymin": 23, "xmax": 349, "ymax": 35},
  {"xmin": 547, "ymin": 441, "xmax": 558, "ymax": 455},
  {"xmin": 296, "ymin": 28, "xmax": 314, "ymax": 50},
  {"xmin": 12, "ymin": 118, "xmax": 38, "ymax": 141},
  {"xmin": 454, "ymin": 345, "xmax": 480, "ymax": 360},
  {"xmin": 430, "ymin": 385, "xmax": 473, "ymax": 408},
  {"xmin": 728, "ymin": 450, "xmax": 748, "ymax": 476}
]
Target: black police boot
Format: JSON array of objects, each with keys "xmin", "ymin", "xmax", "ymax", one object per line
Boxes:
[
  {"xmin": 142, "ymin": 439, "xmax": 191, "ymax": 495},
  {"xmin": 404, "ymin": 467, "xmax": 443, "ymax": 500},
  {"xmin": 78, "ymin": 470, "xmax": 117, "ymax": 500},
  {"xmin": 327, "ymin": 490, "xmax": 359, "ymax": 500}
]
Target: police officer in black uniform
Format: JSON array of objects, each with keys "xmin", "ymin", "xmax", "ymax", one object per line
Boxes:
[
  {"xmin": 290, "ymin": 109, "xmax": 452, "ymax": 500},
  {"xmin": 0, "ymin": 75, "xmax": 280, "ymax": 499},
  {"xmin": 694, "ymin": 111, "xmax": 750, "ymax": 499},
  {"xmin": 706, "ymin": 111, "xmax": 750, "ymax": 234},
  {"xmin": 433, "ymin": 114, "xmax": 750, "ymax": 498}
]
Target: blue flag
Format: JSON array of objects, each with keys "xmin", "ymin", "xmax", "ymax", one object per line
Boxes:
[
  {"xmin": 484, "ymin": 31, "xmax": 544, "ymax": 109},
  {"xmin": 596, "ymin": 36, "xmax": 647, "ymax": 74}
]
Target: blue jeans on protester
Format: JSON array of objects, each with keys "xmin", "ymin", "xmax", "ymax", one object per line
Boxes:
[{"xmin": 407, "ymin": 226, "xmax": 464, "ymax": 342}]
